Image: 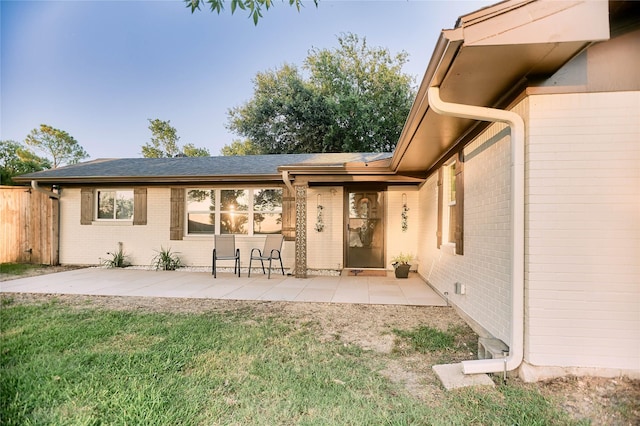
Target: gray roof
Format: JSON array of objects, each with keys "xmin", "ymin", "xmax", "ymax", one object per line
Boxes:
[{"xmin": 15, "ymin": 153, "xmax": 393, "ymax": 184}]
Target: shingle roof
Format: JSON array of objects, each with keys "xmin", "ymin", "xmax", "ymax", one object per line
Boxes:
[{"xmin": 15, "ymin": 153, "xmax": 393, "ymax": 183}]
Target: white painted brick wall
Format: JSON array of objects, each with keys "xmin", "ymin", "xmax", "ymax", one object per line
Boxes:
[
  {"xmin": 59, "ymin": 187, "xmax": 294, "ymax": 270},
  {"xmin": 417, "ymin": 107, "xmax": 519, "ymax": 345},
  {"xmin": 386, "ymin": 187, "xmax": 419, "ymax": 269},
  {"xmin": 526, "ymin": 91, "xmax": 640, "ymax": 370},
  {"xmin": 306, "ymin": 187, "xmax": 344, "ymax": 270},
  {"xmin": 418, "ymin": 91, "xmax": 640, "ymax": 373}
]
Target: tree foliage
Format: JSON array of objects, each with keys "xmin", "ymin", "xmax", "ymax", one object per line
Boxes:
[
  {"xmin": 142, "ymin": 119, "xmax": 210, "ymax": 158},
  {"xmin": 226, "ymin": 34, "xmax": 415, "ymax": 154},
  {"xmin": 184, "ymin": 0, "xmax": 317, "ymax": 25},
  {"xmin": 220, "ymin": 139, "xmax": 262, "ymax": 156},
  {"xmin": 24, "ymin": 124, "xmax": 88, "ymax": 168},
  {"xmin": 0, "ymin": 140, "xmax": 52, "ymax": 185}
]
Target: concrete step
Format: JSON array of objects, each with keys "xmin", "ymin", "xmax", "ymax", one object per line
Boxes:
[{"xmin": 433, "ymin": 363, "xmax": 495, "ymax": 390}]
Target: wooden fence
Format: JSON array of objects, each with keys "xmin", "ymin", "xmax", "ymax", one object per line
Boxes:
[{"xmin": 0, "ymin": 185, "xmax": 59, "ymax": 265}]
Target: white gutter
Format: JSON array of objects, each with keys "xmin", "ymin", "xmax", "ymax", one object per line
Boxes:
[
  {"xmin": 428, "ymin": 86, "xmax": 525, "ymax": 375},
  {"xmin": 31, "ymin": 180, "xmax": 60, "ymax": 199}
]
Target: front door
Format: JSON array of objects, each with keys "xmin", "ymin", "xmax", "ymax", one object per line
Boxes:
[{"xmin": 345, "ymin": 190, "xmax": 385, "ymax": 268}]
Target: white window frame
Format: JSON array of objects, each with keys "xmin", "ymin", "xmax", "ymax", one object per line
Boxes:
[
  {"xmin": 185, "ymin": 187, "xmax": 283, "ymax": 236},
  {"xmin": 95, "ymin": 189, "xmax": 134, "ymax": 221},
  {"xmin": 443, "ymin": 161, "xmax": 457, "ymax": 245}
]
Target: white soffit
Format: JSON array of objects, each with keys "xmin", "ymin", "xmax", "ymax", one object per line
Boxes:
[{"xmin": 462, "ymin": 0, "xmax": 610, "ymax": 46}]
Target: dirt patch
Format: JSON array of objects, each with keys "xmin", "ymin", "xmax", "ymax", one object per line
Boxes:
[{"xmin": 2, "ymin": 266, "xmax": 639, "ymax": 425}]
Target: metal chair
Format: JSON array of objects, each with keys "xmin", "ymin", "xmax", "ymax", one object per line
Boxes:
[
  {"xmin": 248, "ymin": 234, "xmax": 284, "ymax": 279},
  {"xmin": 212, "ymin": 235, "xmax": 240, "ymax": 278}
]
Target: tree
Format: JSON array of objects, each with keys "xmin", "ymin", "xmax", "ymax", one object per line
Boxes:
[
  {"xmin": 307, "ymin": 33, "xmax": 415, "ymax": 153},
  {"xmin": 183, "ymin": 143, "xmax": 211, "ymax": 157},
  {"xmin": 185, "ymin": 0, "xmax": 317, "ymax": 25},
  {"xmin": 0, "ymin": 140, "xmax": 52, "ymax": 185},
  {"xmin": 220, "ymin": 139, "xmax": 262, "ymax": 156},
  {"xmin": 24, "ymin": 125, "xmax": 88, "ymax": 168},
  {"xmin": 226, "ymin": 34, "xmax": 415, "ymax": 154},
  {"xmin": 142, "ymin": 119, "xmax": 210, "ymax": 158}
]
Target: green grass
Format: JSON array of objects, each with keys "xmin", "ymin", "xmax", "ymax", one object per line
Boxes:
[
  {"xmin": 393, "ymin": 326, "xmax": 456, "ymax": 352},
  {"xmin": 0, "ymin": 263, "xmax": 45, "ymax": 276},
  {"xmin": 1, "ymin": 299, "xmax": 582, "ymax": 425}
]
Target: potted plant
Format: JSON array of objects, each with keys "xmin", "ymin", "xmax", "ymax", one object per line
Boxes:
[{"xmin": 391, "ymin": 252, "xmax": 413, "ymax": 278}]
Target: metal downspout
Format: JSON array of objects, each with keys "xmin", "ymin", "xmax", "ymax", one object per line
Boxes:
[
  {"xmin": 31, "ymin": 180, "xmax": 60, "ymax": 199},
  {"xmin": 281, "ymin": 171, "xmax": 295, "ymax": 195},
  {"xmin": 427, "ymin": 86, "xmax": 525, "ymax": 375}
]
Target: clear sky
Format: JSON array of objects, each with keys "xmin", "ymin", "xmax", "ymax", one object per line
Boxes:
[{"xmin": 1, "ymin": 0, "xmax": 494, "ymax": 160}]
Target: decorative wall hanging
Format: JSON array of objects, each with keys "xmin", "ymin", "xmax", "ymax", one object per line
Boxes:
[
  {"xmin": 315, "ymin": 194, "xmax": 324, "ymax": 232},
  {"xmin": 401, "ymin": 193, "xmax": 409, "ymax": 232}
]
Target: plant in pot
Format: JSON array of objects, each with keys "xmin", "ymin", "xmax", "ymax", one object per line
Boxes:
[{"xmin": 391, "ymin": 252, "xmax": 413, "ymax": 278}]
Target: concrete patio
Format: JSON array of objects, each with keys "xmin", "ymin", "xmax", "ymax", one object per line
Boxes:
[{"xmin": 0, "ymin": 268, "xmax": 447, "ymax": 306}]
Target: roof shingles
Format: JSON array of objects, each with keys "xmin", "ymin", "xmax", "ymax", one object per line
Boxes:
[{"xmin": 15, "ymin": 153, "xmax": 392, "ymax": 183}]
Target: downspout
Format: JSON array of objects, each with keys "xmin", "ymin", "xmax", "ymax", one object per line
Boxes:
[
  {"xmin": 427, "ymin": 86, "xmax": 525, "ymax": 375},
  {"xmin": 31, "ymin": 180, "xmax": 60, "ymax": 199},
  {"xmin": 281, "ymin": 171, "xmax": 295, "ymax": 195}
]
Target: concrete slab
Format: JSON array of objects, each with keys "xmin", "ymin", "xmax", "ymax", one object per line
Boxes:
[
  {"xmin": 1, "ymin": 267, "xmax": 447, "ymax": 306},
  {"xmin": 433, "ymin": 363, "xmax": 495, "ymax": 390}
]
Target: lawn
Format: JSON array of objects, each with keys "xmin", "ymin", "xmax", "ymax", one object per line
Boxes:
[{"xmin": 0, "ymin": 296, "xmax": 588, "ymax": 425}]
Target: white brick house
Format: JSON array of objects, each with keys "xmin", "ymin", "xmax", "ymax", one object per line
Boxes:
[{"xmin": 16, "ymin": 0, "xmax": 640, "ymax": 381}]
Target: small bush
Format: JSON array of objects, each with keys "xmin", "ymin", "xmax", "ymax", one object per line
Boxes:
[
  {"xmin": 101, "ymin": 243, "xmax": 131, "ymax": 268},
  {"xmin": 151, "ymin": 246, "xmax": 182, "ymax": 271}
]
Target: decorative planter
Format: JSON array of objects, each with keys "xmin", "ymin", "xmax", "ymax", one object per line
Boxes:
[{"xmin": 394, "ymin": 264, "xmax": 411, "ymax": 278}]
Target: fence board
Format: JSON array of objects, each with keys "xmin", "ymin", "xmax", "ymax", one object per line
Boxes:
[{"xmin": 0, "ymin": 186, "xmax": 59, "ymax": 265}]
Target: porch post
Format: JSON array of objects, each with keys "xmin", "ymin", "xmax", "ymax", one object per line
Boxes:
[{"xmin": 294, "ymin": 184, "xmax": 307, "ymax": 278}]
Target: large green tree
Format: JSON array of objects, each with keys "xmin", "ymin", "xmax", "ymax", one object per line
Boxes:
[
  {"xmin": 0, "ymin": 140, "xmax": 51, "ymax": 185},
  {"xmin": 24, "ymin": 125, "xmax": 88, "ymax": 168},
  {"xmin": 225, "ymin": 34, "xmax": 415, "ymax": 154},
  {"xmin": 220, "ymin": 139, "xmax": 262, "ymax": 156},
  {"xmin": 185, "ymin": 0, "xmax": 317, "ymax": 25},
  {"xmin": 142, "ymin": 119, "xmax": 210, "ymax": 158}
]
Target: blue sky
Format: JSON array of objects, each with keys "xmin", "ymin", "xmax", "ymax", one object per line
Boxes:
[{"xmin": 1, "ymin": 0, "xmax": 494, "ymax": 160}]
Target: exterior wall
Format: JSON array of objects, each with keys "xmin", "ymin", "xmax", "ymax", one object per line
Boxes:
[
  {"xmin": 386, "ymin": 186, "xmax": 419, "ymax": 269},
  {"xmin": 524, "ymin": 91, "xmax": 640, "ymax": 375},
  {"xmin": 416, "ymin": 90, "xmax": 640, "ymax": 378},
  {"xmin": 306, "ymin": 186, "xmax": 344, "ymax": 272},
  {"xmin": 417, "ymin": 115, "xmax": 515, "ymax": 345},
  {"xmin": 60, "ymin": 183, "xmax": 420, "ymax": 274},
  {"xmin": 304, "ymin": 186, "xmax": 420, "ymax": 273},
  {"xmin": 59, "ymin": 187, "xmax": 294, "ymax": 270}
]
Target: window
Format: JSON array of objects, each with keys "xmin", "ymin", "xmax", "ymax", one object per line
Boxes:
[
  {"xmin": 80, "ymin": 188, "xmax": 146, "ymax": 225},
  {"xmin": 253, "ymin": 189, "xmax": 283, "ymax": 234},
  {"xmin": 96, "ymin": 190, "xmax": 134, "ymax": 220},
  {"xmin": 437, "ymin": 152, "xmax": 464, "ymax": 254},
  {"xmin": 185, "ymin": 188, "xmax": 283, "ymax": 236},
  {"xmin": 220, "ymin": 189, "xmax": 249, "ymax": 234},
  {"xmin": 186, "ymin": 190, "xmax": 216, "ymax": 234},
  {"xmin": 445, "ymin": 161, "xmax": 457, "ymax": 244}
]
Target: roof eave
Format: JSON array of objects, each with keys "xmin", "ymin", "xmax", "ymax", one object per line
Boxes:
[
  {"xmin": 13, "ymin": 174, "xmax": 286, "ymax": 185},
  {"xmin": 391, "ymin": 0, "xmax": 611, "ymax": 175}
]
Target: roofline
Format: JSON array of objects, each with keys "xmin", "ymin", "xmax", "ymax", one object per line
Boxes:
[
  {"xmin": 12, "ymin": 174, "xmax": 286, "ymax": 185},
  {"xmin": 390, "ymin": 0, "xmax": 610, "ymax": 174},
  {"xmin": 390, "ymin": 30, "xmax": 463, "ymax": 172}
]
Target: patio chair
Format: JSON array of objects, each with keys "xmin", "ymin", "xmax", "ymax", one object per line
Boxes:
[
  {"xmin": 212, "ymin": 234, "xmax": 240, "ymax": 278},
  {"xmin": 248, "ymin": 234, "xmax": 285, "ymax": 279}
]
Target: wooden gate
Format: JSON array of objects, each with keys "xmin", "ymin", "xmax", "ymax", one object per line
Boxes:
[{"xmin": 0, "ymin": 186, "xmax": 59, "ymax": 265}]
